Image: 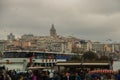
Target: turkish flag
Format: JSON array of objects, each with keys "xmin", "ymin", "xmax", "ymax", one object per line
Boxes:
[{"xmin": 30, "ymin": 57, "xmax": 33, "ymax": 64}]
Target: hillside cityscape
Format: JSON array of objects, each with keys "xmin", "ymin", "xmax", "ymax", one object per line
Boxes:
[
  {"xmin": 0, "ymin": 24, "xmax": 120, "ymax": 60},
  {"xmin": 1, "ymin": 1, "xmax": 120, "ymax": 80}
]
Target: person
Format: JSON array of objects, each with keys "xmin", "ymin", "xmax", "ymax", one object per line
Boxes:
[
  {"xmin": 5, "ymin": 74, "xmax": 12, "ymax": 80},
  {"xmin": 53, "ymin": 72, "xmax": 60, "ymax": 80},
  {"xmin": 64, "ymin": 72, "xmax": 72, "ymax": 80},
  {"xmin": 0, "ymin": 74, "xmax": 4, "ymax": 80},
  {"xmin": 20, "ymin": 75, "xmax": 24, "ymax": 80},
  {"xmin": 117, "ymin": 70, "xmax": 120, "ymax": 80},
  {"xmin": 60, "ymin": 72, "xmax": 66, "ymax": 80},
  {"xmin": 49, "ymin": 72, "xmax": 54, "ymax": 80},
  {"xmin": 85, "ymin": 72, "xmax": 91, "ymax": 80},
  {"xmin": 75, "ymin": 72, "xmax": 81, "ymax": 80}
]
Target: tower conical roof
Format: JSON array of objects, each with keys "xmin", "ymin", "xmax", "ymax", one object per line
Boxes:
[
  {"xmin": 50, "ymin": 24, "xmax": 57, "ymax": 37},
  {"xmin": 50, "ymin": 24, "xmax": 55, "ymax": 31}
]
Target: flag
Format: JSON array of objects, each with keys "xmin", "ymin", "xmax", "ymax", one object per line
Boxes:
[{"xmin": 29, "ymin": 57, "xmax": 33, "ymax": 65}]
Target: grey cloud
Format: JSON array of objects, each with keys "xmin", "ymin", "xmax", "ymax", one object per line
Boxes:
[{"xmin": 0, "ymin": 0, "xmax": 120, "ymax": 42}]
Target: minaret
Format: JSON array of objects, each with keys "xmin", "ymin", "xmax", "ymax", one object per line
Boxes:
[{"xmin": 50, "ymin": 24, "xmax": 57, "ymax": 37}]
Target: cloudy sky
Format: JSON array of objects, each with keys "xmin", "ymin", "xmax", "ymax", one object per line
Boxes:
[{"xmin": 0, "ymin": 0, "xmax": 120, "ymax": 42}]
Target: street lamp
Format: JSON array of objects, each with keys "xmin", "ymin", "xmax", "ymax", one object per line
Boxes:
[{"xmin": 81, "ymin": 57, "xmax": 84, "ymax": 71}]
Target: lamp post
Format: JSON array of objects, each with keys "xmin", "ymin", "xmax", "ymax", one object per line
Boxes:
[
  {"xmin": 23, "ymin": 59, "xmax": 27, "ymax": 71},
  {"xmin": 81, "ymin": 57, "xmax": 84, "ymax": 71}
]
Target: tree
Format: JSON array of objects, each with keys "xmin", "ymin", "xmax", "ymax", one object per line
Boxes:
[
  {"xmin": 81, "ymin": 51, "xmax": 99, "ymax": 61},
  {"xmin": 70, "ymin": 55, "xmax": 81, "ymax": 61},
  {"xmin": 100, "ymin": 56, "xmax": 109, "ymax": 61}
]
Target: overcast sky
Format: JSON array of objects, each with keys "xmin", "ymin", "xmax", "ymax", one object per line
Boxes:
[{"xmin": 0, "ymin": 0, "xmax": 120, "ymax": 42}]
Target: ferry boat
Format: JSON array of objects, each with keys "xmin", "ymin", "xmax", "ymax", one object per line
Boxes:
[{"xmin": 0, "ymin": 50, "xmax": 80, "ymax": 71}]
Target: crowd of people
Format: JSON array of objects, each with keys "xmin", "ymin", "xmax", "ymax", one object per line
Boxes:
[{"xmin": 1, "ymin": 67, "xmax": 120, "ymax": 80}]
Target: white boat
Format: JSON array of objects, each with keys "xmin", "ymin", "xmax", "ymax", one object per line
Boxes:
[{"xmin": 0, "ymin": 50, "xmax": 79, "ymax": 71}]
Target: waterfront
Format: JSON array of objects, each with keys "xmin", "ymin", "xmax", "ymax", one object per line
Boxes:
[
  {"xmin": 0, "ymin": 61, "xmax": 120, "ymax": 80},
  {"xmin": 1, "ymin": 61, "xmax": 119, "ymax": 71}
]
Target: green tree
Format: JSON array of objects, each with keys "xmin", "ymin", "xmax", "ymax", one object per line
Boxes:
[
  {"xmin": 100, "ymin": 56, "xmax": 109, "ymax": 60},
  {"xmin": 81, "ymin": 51, "xmax": 99, "ymax": 61},
  {"xmin": 70, "ymin": 55, "xmax": 81, "ymax": 61}
]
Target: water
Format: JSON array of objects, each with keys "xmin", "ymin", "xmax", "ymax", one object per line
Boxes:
[{"xmin": 113, "ymin": 61, "xmax": 120, "ymax": 71}]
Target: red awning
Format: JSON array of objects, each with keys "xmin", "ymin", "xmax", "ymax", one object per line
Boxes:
[{"xmin": 89, "ymin": 69, "xmax": 117, "ymax": 74}]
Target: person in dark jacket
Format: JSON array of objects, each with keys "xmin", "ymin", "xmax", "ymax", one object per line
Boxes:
[
  {"xmin": 117, "ymin": 70, "xmax": 120, "ymax": 80},
  {"xmin": 0, "ymin": 74, "xmax": 4, "ymax": 80},
  {"xmin": 75, "ymin": 72, "xmax": 81, "ymax": 80},
  {"xmin": 64, "ymin": 72, "xmax": 72, "ymax": 80}
]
